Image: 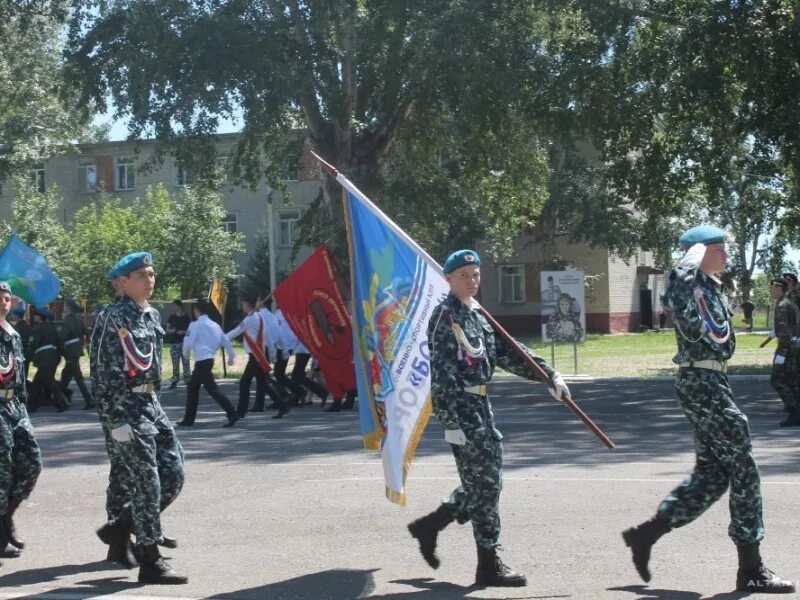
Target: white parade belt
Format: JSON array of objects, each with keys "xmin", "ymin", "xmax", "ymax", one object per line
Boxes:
[
  {"xmin": 463, "ymin": 384, "xmax": 488, "ymax": 396},
  {"xmin": 35, "ymin": 344, "xmax": 55, "ymax": 353},
  {"xmin": 131, "ymin": 383, "xmax": 155, "ymax": 393},
  {"xmin": 679, "ymin": 360, "xmax": 727, "ymax": 373},
  {"xmin": 64, "ymin": 338, "xmax": 81, "ymax": 346}
]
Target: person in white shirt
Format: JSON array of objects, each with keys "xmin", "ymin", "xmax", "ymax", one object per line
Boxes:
[
  {"xmin": 226, "ymin": 294, "xmax": 288, "ymax": 419},
  {"xmin": 178, "ymin": 299, "xmax": 238, "ymax": 427},
  {"xmin": 274, "ymin": 306, "xmax": 328, "ymax": 406},
  {"xmin": 257, "ymin": 302, "xmax": 294, "ymax": 411},
  {"xmin": 272, "ymin": 306, "xmax": 310, "ymax": 406}
]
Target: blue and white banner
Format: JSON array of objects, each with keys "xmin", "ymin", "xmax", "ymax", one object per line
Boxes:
[
  {"xmin": 339, "ymin": 175, "xmax": 450, "ymax": 506},
  {"xmin": 0, "ymin": 234, "xmax": 61, "ymax": 308}
]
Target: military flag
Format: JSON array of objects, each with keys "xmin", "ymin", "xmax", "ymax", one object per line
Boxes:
[
  {"xmin": 273, "ymin": 245, "xmax": 356, "ymax": 399},
  {"xmin": 338, "ymin": 174, "xmax": 451, "ymax": 506},
  {"xmin": 0, "ymin": 234, "xmax": 61, "ymax": 308}
]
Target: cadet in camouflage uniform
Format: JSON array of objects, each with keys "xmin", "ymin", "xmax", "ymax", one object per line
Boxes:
[
  {"xmin": 28, "ymin": 309, "xmax": 68, "ymax": 412},
  {"xmin": 59, "ymin": 298, "xmax": 95, "ymax": 409},
  {"xmin": 407, "ymin": 250, "xmax": 570, "ymax": 588},
  {"xmin": 768, "ymin": 278, "xmax": 800, "ymax": 426},
  {"xmin": 92, "ymin": 252, "xmax": 187, "ymax": 584},
  {"xmin": 623, "ymin": 225, "xmax": 794, "ymax": 594},
  {"xmin": 781, "ymin": 273, "xmax": 800, "ymax": 411},
  {"xmin": 0, "ymin": 281, "xmax": 42, "ymax": 558}
]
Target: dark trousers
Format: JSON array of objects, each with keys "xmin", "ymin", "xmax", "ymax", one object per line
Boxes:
[
  {"xmin": 238, "ymin": 355, "xmax": 284, "ymax": 415},
  {"xmin": 60, "ymin": 357, "xmax": 94, "ymax": 406},
  {"xmin": 29, "ymin": 359, "xmax": 67, "ymax": 411},
  {"xmin": 274, "ymin": 351, "xmax": 303, "ymax": 401},
  {"xmin": 291, "ymin": 353, "xmax": 328, "ymax": 400},
  {"xmin": 182, "ymin": 359, "xmax": 236, "ymax": 424}
]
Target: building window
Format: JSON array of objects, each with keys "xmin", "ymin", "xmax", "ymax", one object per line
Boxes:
[
  {"xmin": 220, "ymin": 212, "xmax": 237, "ymax": 233},
  {"xmin": 115, "ymin": 157, "xmax": 135, "ymax": 190},
  {"xmin": 173, "ymin": 162, "xmax": 194, "ymax": 188},
  {"xmin": 28, "ymin": 164, "xmax": 45, "ymax": 193},
  {"xmin": 278, "ymin": 210, "xmax": 301, "ymax": 247},
  {"xmin": 499, "ymin": 265, "xmax": 525, "ymax": 303},
  {"xmin": 214, "ymin": 156, "xmax": 228, "ymax": 183},
  {"xmin": 79, "ymin": 162, "xmax": 97, "ymax": 192}
]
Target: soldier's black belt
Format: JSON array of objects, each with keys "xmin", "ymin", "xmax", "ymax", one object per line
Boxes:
[
  {"xmin": 463, "ymin": 384, "xmax": 488, "ymax": 396},
  {"xmin": 679, "ymin": 360, "xmax": 727, "ymax": 373}
]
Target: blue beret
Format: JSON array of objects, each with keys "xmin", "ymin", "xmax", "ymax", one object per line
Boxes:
[
  {"xmin": 11, "ymin": 306, "xmax": 25, "ymax": 317},
  {"xmin": 64, "ymin": 298, "xmax": 83, "ymax": 312},
  {"xmin": 35, "ymin": 308, "xmax": 54, "ymax": 319},
  {"xmin": 679, "ymin": 225, "xmax": 727, "ymax": 248},
  {"xmin": 108, "ymin": 252, "xmax": 153, "ymax": 279},
  {"xmin": 443, "ymin": 249, "xmax": 481, "ymax": 274}
]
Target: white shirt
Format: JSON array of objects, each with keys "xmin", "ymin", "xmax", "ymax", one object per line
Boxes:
[
  {"xmin": 274, "ymin": 308, "xmax": 308, "ymax": 354},
  {"xmin": 226, "ymin": 312, "xmax": 267, "ymax": 356},
  {"xmin": 258, "ymin": 308, "xmax": 280, "ymax": 361},
  {"xmin": 183, "ymin": 315, "xmax": 235, "ymax": 362}
]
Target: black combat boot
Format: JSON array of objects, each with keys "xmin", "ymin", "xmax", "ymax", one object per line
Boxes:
[
  {"xmin": 97, "ymin": 515, "xmax": 137, "ymax": 569},
  {"xmin": 474, "ymin": 545, "xmax": 527, "ymax": 587},
  {"xmin": 159, "ymin": 535, "xmax": 178, "ymax": 549},
  {"xmin": 0, "ymin": 511, "xmax": 20, "ymax": 558},
  {"xmin": 324, "ymin": 398, "xmax": 343, "ymax": 412},
  {"xmin": 779, "ymin": 407, "xmax": 800, "ymax": 427},
  {"xmin": 3, "ymin": 498, "xmax": 23, "ymax": 549},
  {"xmin": 736, "ymin": 542, "xmax": 795, "ymax": 593},
  {"xmin": 622, "ymin": 516, "xmax": 671, "ymax": 582},
  {"xmin": 407, "ymin": 504, "xmax": 455, "ymax": 569},
  {"xmin": 138, "ymin": 543, "xmax": 188, "ymax": 584}
]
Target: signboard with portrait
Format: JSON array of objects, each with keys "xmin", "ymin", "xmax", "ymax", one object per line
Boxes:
[{"xmin": 541, "ymin": 270, "xmax": 586, "ymax": 343}]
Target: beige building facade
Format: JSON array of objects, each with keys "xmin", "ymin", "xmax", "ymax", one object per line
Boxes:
[{"xmin": 0, "ymin": 136, "xmax": 666, "ymax": 335}]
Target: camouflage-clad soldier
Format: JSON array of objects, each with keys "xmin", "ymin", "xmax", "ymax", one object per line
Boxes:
[
  {"xmin": 782, "ymin": 273, "xmax": 800, "ymax": 312},
  {"xmin": 8, "ymin": 307, "xmax": 31, "ymax": 377},
  {"xmin": 91, "ymin": 252, "xmax": 187, "ymax": 584},
  {"xmin": 59, "ymin": 298, "xmax": 95, "ymax": 409},
  {"xmin": 407, "ymin": 249, "xmax": 570, "ymax": 588},
  {"xmin": 623, "ymin": 225, "xmax": 793, "ymax": 594},
  {"xmin": 28, "ymin": 309, "xmax": 68, "ymax": 412},
  {"xmin": 768, "ymin": 278, "xmax": 800, "ymax": 426},
  {"xmin": 0, "ymin": 281, "xmax": 42, "ymax": 558}
]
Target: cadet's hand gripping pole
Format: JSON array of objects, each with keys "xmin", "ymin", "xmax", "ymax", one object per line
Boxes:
[{"xmin": 479, "ymin": 308, "xmax": 616, "ymax": 449}]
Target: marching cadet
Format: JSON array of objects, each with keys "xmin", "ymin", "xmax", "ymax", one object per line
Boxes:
[
  {"xmin": 407, "ymin": 250, "xmax": 570, "ymax": 588},
  {"xmin": 178, "ymin": 298, "xmax": 237, "ymax": 427},
  {"xmin": 28, "ymin": 308, "xmax": 68, "ymax": 412},
  {"xmin": 768, "ymin": 278, "xmax": 800, "ymax": 426},
  {"xmin": 8, "ymin": 307, "xmax": 31, "ymax": 377},
  {"xmin": 781, "ymin": 272, "xmax": 800, "ymax": 310},
  {"xmin": 59, "ymin": 298, "xmax": 95, "ymax": 409},
  {"xmin": 225, "ymin": 293, "xmax": 288, "ymax": 419},
  {"xmin": 622, "ymin": 226, "xmax": 794, "ymax": 593},
  {"xmin": 92, "ymin": 252, "xmax": 187, "ymax": 584},
  {"xmin": 0, "ymin": 283, "xmax": 42, "ymax": 557}
]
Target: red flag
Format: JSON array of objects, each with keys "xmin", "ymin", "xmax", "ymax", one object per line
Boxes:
[
  {"xmin": 243, "ymin": 313, "xmax": 272, "ymax": 373},
  {"xmin": 273, "ymin": 245, "xmax": 356, "ymax": 398}
]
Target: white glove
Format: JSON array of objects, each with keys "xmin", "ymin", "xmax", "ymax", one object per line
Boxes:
[
  {"xmin": 110, "ymin": 423, "xmax": 134, "ymax": 443},
  {"xmin": 678, "ymin": 243, "xmax": 706, "ymax": 270},
  {"xmin": 549, "ymin": 372, "xmax": 570, "ymax": 401},
  {"xmin": 774, "ymin": 354, "xmax": 786, "ymax": 365},
  {"xmin": 768, "ymin": 329, "xmax": 776, "ymax": 339},
  {"xmin": 227, "ymin": 354, "xmax": 235, "ymax": 366},
  {"xmin": 444, "ymin": 428, "xmax": 467, "ymax": 446}
]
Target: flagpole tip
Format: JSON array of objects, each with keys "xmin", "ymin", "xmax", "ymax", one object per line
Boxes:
[{"xmin": 310, "ymin": 150, "xmax": 339, "ymax": 178}]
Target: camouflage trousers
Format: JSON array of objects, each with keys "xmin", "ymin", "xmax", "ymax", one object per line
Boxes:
[
  {"xmin": 0, "ymin": 398, "xmax": 42, "ymax": 514},
  {"xmin": 110, "ymin": 393, "xmax": 185, "ymax": 546},
  {"xmin": 657, "ymin": 369, "xmax": 764, "ymax": 545},
  {"xmin": 771, "ymin": 351, "xmax": 798, "ymax": 410},
  {"xmin": 444, "ymin": 432, "xmax": 503, "ymax": 549},
  {"xmin": 169, "ymin": 344, "xmax": 190, "ymax": 384}
]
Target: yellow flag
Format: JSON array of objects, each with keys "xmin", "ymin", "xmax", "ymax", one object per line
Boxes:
[{"xmin": 208, "ymin": 278, "xmax": 228, "ymax": 326}]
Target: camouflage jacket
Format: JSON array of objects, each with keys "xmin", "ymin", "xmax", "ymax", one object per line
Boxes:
[
  {"xmin": 773, "ymin": 296, "xmax": 800, "ymax": 356},
  {"xmin": 427, "ymin": 292, "xmax": 555, "ymax": 432},
  {"xmin": 90, "ymin": 295, "xmax": 164, "ymax": 429},
  {"xmin": 662, "ymin": 266, "xmax": 735, "ymax": 364},
  {"xmin": 0, "ymin": 322, "xmax": 27, "ymax": 403},
  {"xmin": 58, "ymin": 312, "xmax": 87, "ymax": 360},
  {"xmin": 789, "ymin": 289, "xmax": 800, "ymax": 313}
]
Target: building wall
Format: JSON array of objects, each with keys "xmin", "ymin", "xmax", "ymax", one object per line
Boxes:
[{"xmin": 0, "ymin": 136, "xmax": 324, "ymax": 280}]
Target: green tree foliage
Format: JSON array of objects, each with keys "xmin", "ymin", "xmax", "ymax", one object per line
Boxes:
[
  {"xmin": 0, "ymin": 5, "xmax": 88, "ymax": 179},
  {"xmin": 65, "ymin": 1, "xmax": 569, "ymax": 262},
  {"xmin": 242, "ymin": 226, "xmax": 273, "ymax": 297}
]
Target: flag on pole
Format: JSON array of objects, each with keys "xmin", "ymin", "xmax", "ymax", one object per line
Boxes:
[
  {"xmin": 273, "ymin": 244, "xmax": 356, "ymax": 399},
  {"xmin": 0, "ymin": 234, "xmax": 61, "ymax": 308},
  {"xmin": 208, "ymin": 277, "xmax": 228, "ymax": 326},
  {"xmin": 339, "ymin": 175, "xmax": 451, "ymax": 506}
]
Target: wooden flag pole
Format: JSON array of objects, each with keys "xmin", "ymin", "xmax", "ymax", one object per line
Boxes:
[
  {"xmin": 760, "ymin": 336, "xmax": 774, "ymax": 348},
  {"xmin": 479, "ymin": 309, "xmax": 615, "ymax": 449}
]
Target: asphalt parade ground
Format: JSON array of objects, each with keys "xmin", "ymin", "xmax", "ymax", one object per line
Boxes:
[{"xmin": 1, "ymin": 375, "xmax": 798, "ymax": 600}]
